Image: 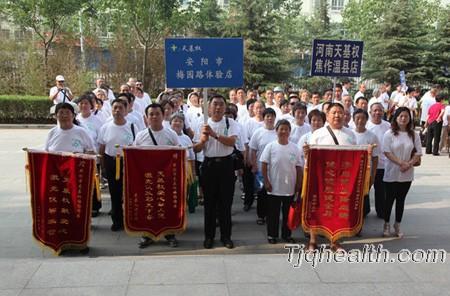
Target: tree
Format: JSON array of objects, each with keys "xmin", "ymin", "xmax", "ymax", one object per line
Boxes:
[
  {"xmin": 189, "ymin": 0, "xmax": 224, "ymax": 37},
  {"xmin": 343, "ymin": 0, "xmax": 440, "ymax": 85},
  {"xmin": 223, "ymin": 0, "xmax": 291, "ymax": 86},
  {"xmin": 2, "ymin": 0, "xmax": 85, "ymax": 82},
  {"xmin": 430, "ymin": 5, "xmax": 450, "ymax": 89}
]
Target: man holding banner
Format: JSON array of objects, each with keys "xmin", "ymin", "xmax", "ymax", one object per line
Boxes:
[
  {"xmin": 303, "ymin": 102, "xmax": 370, "ymax": 253},
  {"xmin": 133, "ymin": 103, "xmax": 180, "ymax": 248},
  {"xmin": 193, "ymin": 94, "xmax": 239, "ymax": 249}
]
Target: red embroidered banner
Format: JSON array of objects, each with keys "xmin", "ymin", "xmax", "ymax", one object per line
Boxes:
[
  {"xmin": 27, "ymin": 150, "xmax": 96, "ymax": 255},
  {"xmin": 301, "ymin": 146, "xmax": 370, "ymax": 241},
  {"xmin": 123, "ymin": 147, "xmax": 187, "ymax": 240}
]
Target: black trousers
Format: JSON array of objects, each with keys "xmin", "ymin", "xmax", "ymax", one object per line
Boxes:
[
  {"xmin": 201, "ymin": 156, "xmax": 236, "ymax": 240},
  {"xmin": 243, "ymin": 165, "xmax": 255, "ymax": 206},
  {"xmin": 104, "ymin": 154, "xmax": 124, "ymax": 227},
  {"xmin": 384, "ymin": 181, "xmax": 412, "ymax": 223},
  {"xmin": 267, "ymin": 195, "xmax": 294, "ymax": 238},
  {"xmin": 426, "ymin": 120, "xmax": 443, "ymax": 155},
  {"xmin": 373, "ymin": 169, "xmax": 386, "ymax": 218},
  {"xmin": 257, "ymin": 187, "xmax": 269, "ymax": 219}
]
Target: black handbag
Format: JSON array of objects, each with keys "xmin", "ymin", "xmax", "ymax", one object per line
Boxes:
[{"xmin": 225, "ymin": 117, "xmax": 244, "ymax": 170}]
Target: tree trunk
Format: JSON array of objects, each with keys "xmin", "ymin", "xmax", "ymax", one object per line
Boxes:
[{"xmin": 141, "ymin": 42, "xmax": 149, "ymax": 88}]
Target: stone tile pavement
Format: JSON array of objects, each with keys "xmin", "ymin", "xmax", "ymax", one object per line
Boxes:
[{"xmin": 0, "ymin": 128, "xmax": 449, "ymax": 295}]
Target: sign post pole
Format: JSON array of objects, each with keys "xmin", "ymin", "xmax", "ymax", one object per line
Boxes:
[
  {"xmin": 203, "ymin": 87, "xmax": 208, "ymax": 124},
  {"xmin": 331, "ymin": 77, "xmax": 337, "ymax": 103}
]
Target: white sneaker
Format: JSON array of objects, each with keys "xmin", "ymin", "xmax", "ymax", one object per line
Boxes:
[
  {"xmin": 394, "ymin": 222, "xmax": 404, "ymax": 238},
  {"xmin": 382, "ymin": 222, "xmax": 390, "ymax": 237}
]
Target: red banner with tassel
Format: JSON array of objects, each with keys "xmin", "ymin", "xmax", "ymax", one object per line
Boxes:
[
  {"xmin": 301, "ymin": 145, "xmax": 371, "ymax": 241},
  {"xmin": 26, "ymin": 150, "xmax": 96, "ymax": 255},
  {"xmin": 123, "ymin": 146, "xmax": 187, "ymax": 240}
]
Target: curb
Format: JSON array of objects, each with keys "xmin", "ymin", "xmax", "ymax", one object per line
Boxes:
[{"xmin": 0, "ymin": 124, "xmax": 54, "ymax": 129}]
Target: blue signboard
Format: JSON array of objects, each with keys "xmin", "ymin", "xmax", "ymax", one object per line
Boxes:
[
  {"xmin": 165, "ymin": 38, "xmax": 244, "ymax": 88},
  {"xmin": 400, "ymin": 70, "xmax": 407, "ymax": 91},
  {"xmin": 310, "ymin": 39, "xmax": 364, "ymax": 77}
]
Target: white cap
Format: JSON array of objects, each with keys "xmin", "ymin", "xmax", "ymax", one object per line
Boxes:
[
  {"xmin": 273, "ymin": 86, "xmax": 283, "ymax": 92},
  {"xmin": 55, "ymin": 75, "xmax": 65, "ymax": 81}
]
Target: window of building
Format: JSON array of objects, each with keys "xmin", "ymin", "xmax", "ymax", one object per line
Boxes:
[{"xmin": 331, "ymin": 0, "xmax": 344, "ymax": 10}]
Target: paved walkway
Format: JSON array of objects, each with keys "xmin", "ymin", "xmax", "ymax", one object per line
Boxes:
[{"xmin": 0, "ymin": 129, "xmax": 449, "ymax": 295}]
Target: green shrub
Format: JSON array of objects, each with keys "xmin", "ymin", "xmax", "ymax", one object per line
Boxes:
[{"xmin": 0, "ymin": 96, "xmax": 54, "ymax": 124}]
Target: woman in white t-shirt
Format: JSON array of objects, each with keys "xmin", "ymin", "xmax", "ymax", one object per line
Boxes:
[
  {"xmin": 382, "ymin": 107, "xmax": 422, "ymax": 238},
  {"xmin": 289, "ymin": 103, "xmax": 312, "ymax": 144},
  {"xmin": 45, "ymin": 102, "xmax": 95, "ymax": 154},
  {"xmin": 249, "ymin": 108, "xmax": 278, "ymax": 225},
  {"xmin": 260, "ymin": 119, "xmax": 303, "ymax": 244}
]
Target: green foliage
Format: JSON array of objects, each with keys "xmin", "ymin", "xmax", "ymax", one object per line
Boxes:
[
  {"xmin": 188, "ymin": 0, "xmax": 224, "ymax": 37},
  {"xmin": 223, "ymin": 0, "xmax": 291, "ymax": 86},
  {"xmin": 343, "ymin": 0, "xmax": 440, "ymax": 85},
  {"xmin": 0, "ymin": 96, "xmax": 54, "ymax": 124},
  {"xmin": 429, "ymin": 5, "xmax": 450, "ymax": 89}
]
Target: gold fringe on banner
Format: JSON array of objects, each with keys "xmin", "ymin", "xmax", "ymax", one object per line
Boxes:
[
  {"xmin": 187, "ymin": 161, "xmax": 194, "ymax": 185},
  {"xmin": 115, "ymin": 153, "xmax": 120, "ymax": 180},
  {"xmin": 95, "ymin": 172, "xmax": 101, "ymax": 201}
]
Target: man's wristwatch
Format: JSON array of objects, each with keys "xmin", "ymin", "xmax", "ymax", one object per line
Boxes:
[{"xmin": 215, "ymin": 134, "xmax": 220, "ymax": 140}]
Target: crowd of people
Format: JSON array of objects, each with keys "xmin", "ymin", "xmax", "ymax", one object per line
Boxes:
[{"xmin": 46, "ymin": 75, "xmax": 448, "ymax": 252}]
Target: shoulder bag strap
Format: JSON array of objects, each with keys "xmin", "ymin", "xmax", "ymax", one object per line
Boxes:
[
  {"xmin": 131, "ymin": 123, "xmax": 136, "ymax": 141},
  {"xmin": 148, "ymin": 128, "xmax": 158, "ymax": 146},
  {"xmin": 326, "ymin": 126, "xmax": 340, "ymax": 145}
]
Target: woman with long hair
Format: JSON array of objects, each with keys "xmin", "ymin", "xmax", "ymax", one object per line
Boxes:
[{"xmin": 382, "ymin": 107, "xmax": 422, "ymax": 238}]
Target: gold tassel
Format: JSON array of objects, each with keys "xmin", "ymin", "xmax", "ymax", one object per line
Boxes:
[
  {"xmin": 363, "ymin": 147, "xmax": 372, "ymax": 196},
  {"xmin": 301, "ymin": 147, "xmax": 309, "ymax": 200},
  {"xmin": 95, "ymin": 172, "xmax": 101, "ymax": 201},
  {"xmin": 115, "ymin": 153, "xmax": 120, "ymax": 180},
  {"xmin": 25, "ymin": 162, "xmax": 30, "ymax": 194},
  {"xmin": 363, "ymin": 165, "xmax": 371, "ymax": 196},
  {"xmin": 187, "ymin": 161, "xmax": 194, "ymax": 185}
]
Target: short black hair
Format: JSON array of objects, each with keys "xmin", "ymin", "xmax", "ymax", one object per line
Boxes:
[
  {"xmin": 435, "ymin": 94, "xmax": 445, "ymax": 102},
  {"xmin": 355, "ymin": 97, "xmax": 368, "ymax": 104},
  {"xmin": 292, "ymin": 102, "xmax": 307, "ymax": 116},
  {"xmin": 111, "ymin": 98, "xmax": 128, "ymax": 109},
  {"xmin": 353, "ymin": 108, "xmax": 369, "ymax": 120},
  {"xmin": 117, "ymin": 92, "xmax": 132, "ymax": 104},
  {"xmin": 145, "ymin": 103, "xmax": 164, "ymax": 115},
  {"xmin": 209, "ymin": 94, "xmax": 227, "ymax": 104},
  {"xmin": 246, "ymin": 98, "xmax": 257, "ymax": 110},
  {"xmin": 308, "ymin": 109, "xmax": 325, "ymax": 123},
  {"xmin": 263, "ymin": 108, "xmax": 276, "ymax": 118},
  {"xmin": 275, "ymin": 119, "xmax": 291, "ymax": 131},
  {"xmin": 327, "ymin": 102, "xmax": 344, "ymax": 112}
]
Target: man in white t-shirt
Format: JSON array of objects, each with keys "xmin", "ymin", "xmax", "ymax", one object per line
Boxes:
[
  {"xmin": 354, "ymin": 83, "xmax": 366, "ymax": 102},
  {"xmin": 419, "ymin": 88, "xmax": 437, "ymax": 126},
  {"xmin": 98, "ymin": 98, "xmax": 137, "ymax": 232},
  {"xmin": 367, "ymin": 102, "xmax": 391, "ymax": 219},
  {"xmin": 235, "ymin": 87, "xmax": 248, "ymax": 119},
  {"xmin": 134, "ymin": 103, "xmax": 180, "ymax": 249},
  {"xmin": 49, "ymin": 75, "xmax": 74, "ymax": 104},
  {"xmin": 193, "ymin": 95, "xmax": 239, "ymax": 250}
]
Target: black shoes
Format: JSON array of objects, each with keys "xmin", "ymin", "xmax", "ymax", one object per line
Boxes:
[
  {"xmin": 268, "ymin": 237, "xmax": 277, "ymax": 244},
  {"xmin": 166, "ymin": 236, "xmax": 179, "ymax": 248},
  {"xmin": 111, "ymin": 223, "xmax": 123, "ymax": 232},
  {"xmin": 220, "ymin": 237, "xmax": 234, "ymax": 249},
  {"xmin": 243, "ymin": 204, "xmax": 251, "ymax": 212},
  {"xmin": 91, "ymin": 210, "xmax": 99, "ymax": 218},
  {"xmin": 138, "ymin": 236, "xmax": 153, "ymax": 248},
  {"xmin": 204, "ymin": 238, "xmax": 214, "ymax": 249},
  {"xmin": 282, "ymin": 236, "xmax": 296, "ymax": 243}
]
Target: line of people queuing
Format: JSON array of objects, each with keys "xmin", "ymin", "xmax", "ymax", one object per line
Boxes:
[{"xmin": 46, "ymin": 75, "xmax": 448, "ymax": 252}]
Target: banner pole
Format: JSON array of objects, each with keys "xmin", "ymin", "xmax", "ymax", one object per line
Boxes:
[
  {"xmin": 203, "ymin": 87, "xmax": 208, "ymax": 124},
  {"xmin": 331, "ymin": 77, "xmax": 336, "ymax": 103}
]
